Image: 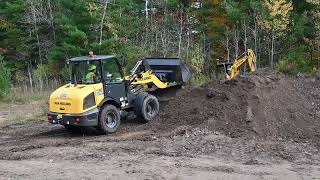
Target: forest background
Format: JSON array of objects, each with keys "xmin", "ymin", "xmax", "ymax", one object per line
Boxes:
[{"xmin": 0, "ymin": 0, "xmax": 319, "ymax": 101}]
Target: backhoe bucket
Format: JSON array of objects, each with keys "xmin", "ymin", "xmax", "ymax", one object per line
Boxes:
[{"xmin": 142, "ymin": 58, "xmax": 192, "ymax": 85}]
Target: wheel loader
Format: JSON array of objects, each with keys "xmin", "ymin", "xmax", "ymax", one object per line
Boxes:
[
  {"xmin": 47, "ymin": 53, "xmax": 191, "ymax": 133},
  {"xmin": 217, "ymin": 49, "xmax": 257, "ymax": 80}
]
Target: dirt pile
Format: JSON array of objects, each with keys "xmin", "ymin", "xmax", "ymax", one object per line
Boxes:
[{"xmin": 151, "ymin": 69, "xmax": 320, "ymax": 142}]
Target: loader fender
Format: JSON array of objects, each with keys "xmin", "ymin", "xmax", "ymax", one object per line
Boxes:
[
  {"xmin": 133, "ymin": 92, "xmax": 149, "ymax": 115},
  {"xmin": 98, "ymin": 97, "xmax": 121, "ymax": 109},
  {"xmin": 134, "ymin": 92, "xmax": 159, "ymax": 122}
]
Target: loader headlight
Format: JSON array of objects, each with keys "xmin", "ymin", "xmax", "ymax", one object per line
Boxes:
[{"xmin": 83, "ymin": 93, "xmax": 95, "ymax": 110}]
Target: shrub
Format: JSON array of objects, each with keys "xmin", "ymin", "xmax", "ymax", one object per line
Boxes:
[
  {"xmin": 277, "ymin": 47, "xmax": 312, "ymax": 75},
  {"xmin": 0, "ymin": 56, "xmax": 11, "ymax": 99}
]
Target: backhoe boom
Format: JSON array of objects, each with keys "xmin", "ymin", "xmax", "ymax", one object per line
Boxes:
[{"xmin": 218, "ymin": 49, "xmax": 257, "ymax": 80}]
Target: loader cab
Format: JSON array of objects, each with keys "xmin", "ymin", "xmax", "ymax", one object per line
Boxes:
[
  {"xmin": 69, "ymin": 55, "xmax": 124, "ymax": 85},
  {"xmin": 69, "ymin": 55, "xmax": 128, "ymax": 106}
]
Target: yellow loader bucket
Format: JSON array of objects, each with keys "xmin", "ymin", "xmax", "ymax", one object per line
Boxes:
[{"xmin": 139, "ymin": 58, "xmax": 192, "ymax": 85}]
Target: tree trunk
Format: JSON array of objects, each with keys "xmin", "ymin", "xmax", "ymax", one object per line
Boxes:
[
  {"xmin": 243, "ymin": 19, "xmax": 247, "ymax": 52},
  {"xmin": 47, "ymin": 0, "xmax": 55, "ymax": 40},
  {"xmin": 161, "ymin": 4, "xmax": 168, "ymax": 57},
  {"xmin": 203, "ymin": 32, "xmax": 210, "ymax": 74},
  {"xmin": 271, "ymin": 34, "xmax": 275, "ymax": 68},
  {"xmin": 28, "ymin": 62, "xmax": 34, "ymax": 93},
  {"xmin": 99, "ymin": 0, "xmax": 109, "ymax": 45},
  {"xmin": 186, "ymin": 29, "xmax": 190, "ymax": 62},
  {"xmin": 145, "ymin": 0, "xmax": 149, "ymax": 20},
  {"xmin": 160, "ymin": 32, "xmax": 168, "ymax": 57},
  {"xmin": 23, "ymin": 82, "xmax": 27, "ymax": 93},
  {"xmin": 226, "ymin": 35, "xmax": 230, "ymax": 63},
  {"xmin": 39, "ymin": 77, "xmax": 43, "ymax": 92},
  {"xmin": 144, "ymin": 0, "xmax": 149, "ymax": 47},
  {"xmin": 258, "ymin": 36, "xmax": 261, "ymax": 67},
  {"xmin": 234, "ymin": 27, "xmax": 239, "ymax": 58},
  {"xmin": 30, "ymin": 0, "xmax": 42, "ymax": 65},
  {"xmin": 254, "ymin": 17, "xmax": 258, "ymax": 59},
  {"xmin": 178, "ymin": 9, "xmax": 183, "ymax": 58},
  {"xmin": 155, "ymin": 32, "xmax": 158, "ymax": 55}
]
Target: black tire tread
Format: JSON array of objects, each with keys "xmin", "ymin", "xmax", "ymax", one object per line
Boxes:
[
  {"xmin": 98, "ymin": 104, "xmax": 121, "ymax": 134},
  {"xmin": 137, "ymin": 94, "xmax": 159, "ymax": 123}
]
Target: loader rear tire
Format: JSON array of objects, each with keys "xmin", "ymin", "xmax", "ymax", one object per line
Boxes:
[
  {"xmin": 98, "ymin": 105, "xmax": 121, "ymax": 134},
  {"xmin": 136, "ymin": 94, "xmax": 159, "ymax": 123}
]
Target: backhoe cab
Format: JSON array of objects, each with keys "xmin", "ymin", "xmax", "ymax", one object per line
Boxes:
[
  {"xmin": 218, "ymin": 49, "xmax": 257, "ymax": 80},
  {"xmin": 48, "ymin": 54, "xmax": 160, "ymax": 134},
  {"xmin": 48, "ymin": 53, "xmax": 191, "ymax": 133}
]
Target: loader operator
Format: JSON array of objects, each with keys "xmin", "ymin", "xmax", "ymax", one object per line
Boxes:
[
  {"xmin": 227, "ymin": 65, "xmax": 232, "ymax": 75},
  {"xmin": 86, "ymin": 64, "xmax": 97, "ymax": 83},
  {"xmin": 226, "ymin": 65, "xmax": 232, "ymax": 79}
]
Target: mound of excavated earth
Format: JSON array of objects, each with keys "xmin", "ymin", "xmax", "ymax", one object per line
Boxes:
[{"xmin": 146, "ymin": 69, "xmax": 320, "ymax": 143}]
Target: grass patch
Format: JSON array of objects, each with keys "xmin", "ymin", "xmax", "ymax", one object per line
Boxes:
[
  {"xmin": 10, "ymin": 111, "xmax": 47, "ymax": 122},
  {"xmin": 1, "ymin": 89, "xmax": 51, "ymax": 104},
  {"xmin": 0, "ymin": 88, "xmax": 50, "ymax": 126},
  {"xmin": 0, "ymin": 100, "xmax": 48, "ymax": 127}
]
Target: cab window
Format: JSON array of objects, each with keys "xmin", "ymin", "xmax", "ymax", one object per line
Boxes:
[
  {"xmin": 103, "ymin": 59, "xmax": 123, "ymax": 83},
  {"xmin": 72, "ymin": 61, "xmax": 102, "ymax": 84}
]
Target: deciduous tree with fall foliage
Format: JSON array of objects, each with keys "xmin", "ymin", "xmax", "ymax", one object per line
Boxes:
[{"xmin": 0, "ymin": 0, "xmax": 319, "ymax": 95}]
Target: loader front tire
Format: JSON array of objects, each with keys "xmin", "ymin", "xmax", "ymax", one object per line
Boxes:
[
  {"xmin": 98, "ymin": 105, "xmax": 121, "ymax": 134},
  {"xmin": 136, "ymin": 94, "xmax": 159, "ymax": 123}
]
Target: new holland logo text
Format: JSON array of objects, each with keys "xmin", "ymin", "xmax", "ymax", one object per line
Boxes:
[
  {"xmin": 60, "ymin": 92, "xmax": 69, "ymax": 98},
  {"xmin": 143, "ymin": 76, "xmax": 151, "ymax": 80},
  {"xmin": 55, "ymin": 102, "xmax": 71, "ymax": 106}
]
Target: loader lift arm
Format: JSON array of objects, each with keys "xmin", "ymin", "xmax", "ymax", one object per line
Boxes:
[
  {"xmin": 218, "ymin": 49, "xmax": 257, "ymax": 80},
  {"xmin": 126, "ymin": 58, "xmax": 192, "ymax": 91},
  {"xmin": 127, "ymin": 60, "xmax": 169, "ymax": 89}
]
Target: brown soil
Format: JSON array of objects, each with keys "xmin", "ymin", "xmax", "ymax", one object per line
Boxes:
[
  {"xmin": 0, "ymin": 69, "xmax": 319, "ymax": 179},
  {"xmin": 151, "ymin": 69, "xmax": 320, "ymax": 142}
]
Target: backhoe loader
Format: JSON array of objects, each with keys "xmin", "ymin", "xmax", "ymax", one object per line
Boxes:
[
  {"xmin": 48, "ymin": 53, "xmax": 191, "ymax": 133},
  {"xmin": 218, "ymin": 49, "xmax": 256, "ymax": 80}
]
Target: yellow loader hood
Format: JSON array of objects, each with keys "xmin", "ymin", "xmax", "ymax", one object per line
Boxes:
[{"xmin": 49, "ymin": 83, "xmax": 104, "ymax": 114}]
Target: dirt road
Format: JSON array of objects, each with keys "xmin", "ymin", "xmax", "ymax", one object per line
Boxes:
[
  {"xmin": 0, "ymin": 120, "xmax": 319, "ymax": 179},
  {"xmin": 0, "ymin": 70, "xmax": 319, "ymax": 179}
]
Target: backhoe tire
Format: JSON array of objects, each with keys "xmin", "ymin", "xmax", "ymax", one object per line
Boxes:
[
  {"xmin": 135, "ymin": 94, "xmax": 159, "ymax": 123},
  {"xmin": 98, "ymin": 105, "xmax": 121, "ymax": 134}
]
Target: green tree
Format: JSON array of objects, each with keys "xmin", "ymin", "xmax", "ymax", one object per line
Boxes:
[
  {"xmin": 258, "ymin": 0, "xmax": 293, "ymax": 68},
  {"xmin": 193, "ymin": 0, "xmax": 227, "ymax": 74}
]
